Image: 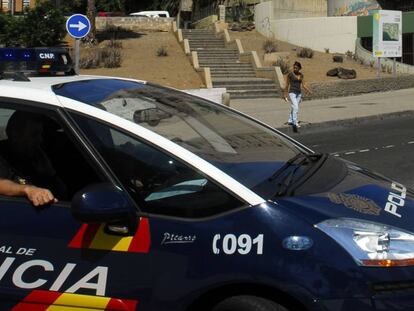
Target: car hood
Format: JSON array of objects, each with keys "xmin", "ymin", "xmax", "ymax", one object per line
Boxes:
[{"xmin": 274, "ymin": 160, "xmax": 414, "ymax": 231}]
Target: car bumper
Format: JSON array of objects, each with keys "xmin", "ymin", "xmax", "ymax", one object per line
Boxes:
[{"xmin": 312, "ymin": 294, "xmax": 414, "ymax": 311}]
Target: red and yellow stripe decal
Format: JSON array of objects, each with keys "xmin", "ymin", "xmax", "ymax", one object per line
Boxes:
[
  {"xmin": 68, "ymin": 218, "xmax": 150, "ymax": 253},
  {"xmin": 12, "ymin": 290, "xmax": 138, "ymax": 311}
]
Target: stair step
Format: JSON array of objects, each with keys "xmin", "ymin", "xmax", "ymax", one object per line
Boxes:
[
  {"xmin": 229, "ymin": 93, "xmax": 279, "ymax": 99},
  {"xmin": 203, "ymin": 65, "xmax": 253, "ymax": 68},
  {"xmin": 190, "ymin": 45, "xmax": 226, "ymax": 47},
  {"xmin": 196, "ymin": 53, "xmax": 239, "ymax": 55},
  {"xmin": 196, "ymin": 52, "xmax": 239, "ymax": 55},
  {"xmin": 213, "ymin": 78, "xmax": 276, "ymax": 85},
  {"xmin": 220, "ymin": 84, "xmax": 277, "ymax": 90},
  {"xmin": 188, "ymin": 39, "xmax": 223, "ymax": 41},
  {"xmin": 199, "ymin": 58, "xmax": 240, "ymax": 60},
  {"xmin": 210, "ymin": 69, "xmax": 255, "ymax": 73},
  {"xmin": 212, "ymin": 74, "xmax": 257, "ymax": 77}
]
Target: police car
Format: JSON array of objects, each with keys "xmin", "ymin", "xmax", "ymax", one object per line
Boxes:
[{"xmin": 0, "ymin": 48, "xmax": 413, "ymax": 311}]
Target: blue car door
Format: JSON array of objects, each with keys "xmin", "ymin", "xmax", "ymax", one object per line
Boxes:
[{"xmin": 70, "ymin": 112, "xmax": 249, "ymax": 310}]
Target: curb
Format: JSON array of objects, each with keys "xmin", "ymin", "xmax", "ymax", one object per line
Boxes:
[{"xmin": 276, "ymin": 110, "xmax": 414, "ymax": 133}]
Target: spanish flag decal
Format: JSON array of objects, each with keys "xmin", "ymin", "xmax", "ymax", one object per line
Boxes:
[
  {"xmin": 12, "ymin": 290, "xmax": 138, "ymax": 310},
  {"xmin": 68, "ymin": 218, "xmax": 150, "ymax": 253}
]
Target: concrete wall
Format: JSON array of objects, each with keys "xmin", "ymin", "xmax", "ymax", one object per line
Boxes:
[
  {"xmin": 184, "ymin": 88, "xmax": 227, "ymax": 104},
  {"xmin": 355, "ymin": 38, "xmax": 414, "ymax": 74},
  {"xmin": 328, "ymin": 0, "xmax": 380, "ymax": 16},
  {"xmin": 272, "ymin": 0, "xmax": 327, "ymax": 19},
  {"xmin": 96, "ymin": 17, "xmax": 174, "ymax": 32},
  {"xmin": 273, "ymin": 16, "xmax": 357, "ymax": 53},
  {"xmin": 255, "ymin": 1, "xmax": 276, "ymax": 37},
  {"xmin": 255, "ymin": 0, "xmax": 327, "ymax": 25}
]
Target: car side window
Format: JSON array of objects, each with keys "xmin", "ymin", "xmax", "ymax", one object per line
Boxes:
[
  {"xmin": 0, "ymin": 106, "xmax": 103, "ymax": 201},
  {"xmin": 71, "ymin": 113, "xmax": 244, "ymax": 218}
]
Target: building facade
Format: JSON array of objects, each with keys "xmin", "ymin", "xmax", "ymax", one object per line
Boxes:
[{"xmin": 1, "ymin": 0, "xmax": 34, "ymax": 14}]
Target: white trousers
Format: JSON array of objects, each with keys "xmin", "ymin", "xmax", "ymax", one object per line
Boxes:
[{"xmin": 288, "ymin": 92, "xmax": 302, "ymax": 126}]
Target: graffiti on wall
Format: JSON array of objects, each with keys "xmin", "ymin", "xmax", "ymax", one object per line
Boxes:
[{"xmin": 331, "ymin": 0, "xmax": 381, "ymax": 16}]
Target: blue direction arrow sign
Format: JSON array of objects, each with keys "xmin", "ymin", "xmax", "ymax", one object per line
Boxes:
[{"xmin": 66, "ymin": 14, "xmax": 91, "ymax": 39}]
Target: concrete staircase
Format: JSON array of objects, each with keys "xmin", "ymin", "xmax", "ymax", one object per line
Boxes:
[{"xmin": 182, "ymin": 29, "xmax": 280, "ymax": 99}]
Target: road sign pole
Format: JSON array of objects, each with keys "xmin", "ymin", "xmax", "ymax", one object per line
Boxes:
[
  {"xmin": 75, "ymin": 39, "xmax": 80, "ymax": 74},
  {"xmin": 66, "ymin": 14, "xmax": 91, "ymax": 74},
  {"xmin": 377, "ymin": 58, "xmax": 381, "ymax": 78},
  {"xmin": 393, "ymin": 58, "xmax": 397, "ymax": 77}
]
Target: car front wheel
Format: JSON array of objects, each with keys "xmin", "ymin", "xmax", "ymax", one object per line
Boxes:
[{"xmin": 212, "ymin": 295, "xmax": 290, "ymax": 311}]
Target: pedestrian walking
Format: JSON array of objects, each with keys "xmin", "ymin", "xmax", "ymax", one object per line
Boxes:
[{"xmin": 283, "ymin": 61, "xmax": 312, "ymax": 132}]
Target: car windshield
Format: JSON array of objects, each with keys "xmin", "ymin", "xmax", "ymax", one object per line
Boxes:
[{"xmin": 53, "ymin": 79, "xmax": 304, "ymax": 197}]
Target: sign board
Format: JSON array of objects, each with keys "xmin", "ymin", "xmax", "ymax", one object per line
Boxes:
[
  {"xmin": 373, "ymin": 10, "xmax": 402, "ymax": 58},
  {"xmin": 66, "ymin": 14, "xmax": 91, "ymax": 39}
]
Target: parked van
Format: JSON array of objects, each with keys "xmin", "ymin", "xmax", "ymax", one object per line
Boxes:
[{"xmin": 129, "ymin": 11, "xmax": 170, "ymax": 18}]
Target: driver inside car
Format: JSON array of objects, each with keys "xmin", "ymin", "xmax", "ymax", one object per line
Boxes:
[
  {"xmin": 0, "ymin": 111, "xmax": 67, "ymax": 202},
  {"xmin": 0, "ymin": 156, "xmax": 57, "ymax": 206}
]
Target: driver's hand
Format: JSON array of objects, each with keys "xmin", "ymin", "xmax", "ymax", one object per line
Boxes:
[{"xmin": 24, "ymin": 186, "xmax": 58, "ymax": 206}]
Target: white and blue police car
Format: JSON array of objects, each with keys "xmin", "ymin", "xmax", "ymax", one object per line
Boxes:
[{"xmin": 0, "ymin": 48, "xmax": 412, "ymax": 311}]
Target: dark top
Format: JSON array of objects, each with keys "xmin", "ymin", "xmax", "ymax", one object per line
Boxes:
[
  {"xmin": 288, "ymin": 72, "xmax": 304, "ymax": 95},
  {"xmin": 0, "ymin": 140, "xmax": 68, "ymax": 199},
  {"xmin": 0, "ymin": 156, "xmax": 13, "ymax": 180}
]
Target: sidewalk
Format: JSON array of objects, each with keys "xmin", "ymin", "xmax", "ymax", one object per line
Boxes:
[{"xmin": 230, "ymin": 88, "xmax": 414, "ymax": 129}]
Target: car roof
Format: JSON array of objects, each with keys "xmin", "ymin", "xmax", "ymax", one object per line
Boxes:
[
  {"xmin": 0, "ymin": 75, "xmax": 147, "ymax": 106},
  {"xmin": 0, "ymin": 75, "xmax": 145, "ymax": 90}
]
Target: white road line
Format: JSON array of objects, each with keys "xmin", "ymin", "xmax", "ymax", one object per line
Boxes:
[
  {"xmin": 408, "ymin": 141, "xmax": 414, "ymax": 145},
  {"xmin": 383, "ymin": 145, "xmax": 395, "ymax": 149},
  {"xmin": 359, "ymin": 149, "xmax": 370, "ymax": 153},
  {"xmin": 345, "ymin": 151, "xmax": 356, "ymax": 155}
]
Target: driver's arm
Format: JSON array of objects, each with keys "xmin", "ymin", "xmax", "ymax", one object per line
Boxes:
[{"xmin": 0, "ymin": 179, "xmax": 57, "ymax": 206}]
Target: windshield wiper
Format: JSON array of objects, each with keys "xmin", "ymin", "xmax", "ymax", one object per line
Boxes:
[
  {"xmin": 268, "ymin": 152, "xmax": 323, "ymax": 182},
  {"xmin": 269, "ymin": 152, "xmax": 326, "ymax": 197}
]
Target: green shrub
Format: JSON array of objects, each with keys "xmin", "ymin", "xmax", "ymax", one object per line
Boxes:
[
  {"xmin": 297, "ymin": 47, "xmax": 314, "ymax": 59},
  {"xmin": 80, "ymin": 51, "xmax": 101, "ymax": 69},
  {"xmin": 263, "ymin": 39, "xmax": 278, "ymax": 54},
  {"xmin": 106, "ymin": 39, "xmax": 123, "ymax": 49},
  {"xmin": 101, "ymin": 47, "xmax": 122, "ymax": 68},
  {"xmin": 80, "ymin": 47, "xmax": 122, "ymax": 69},
  {"xmin": 273, "ymin": 58, "xmax": 289, "ymax": 74},
  {"xmin": 156, "ymin": 46, "xmax": 168, "ymax": 57},
  {"xmin": 345, "ymin": 50, "xmax": 354, "ymax": 59},
  {"xmin": 0, "ymin": 2, "xmax": 65, "ymax": 47}
]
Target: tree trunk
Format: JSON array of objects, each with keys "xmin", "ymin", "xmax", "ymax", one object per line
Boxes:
[{"xmin": 86, "ymin": 0, "xmax": 96, "ymax": 41}]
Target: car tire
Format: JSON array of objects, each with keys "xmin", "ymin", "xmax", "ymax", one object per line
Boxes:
[{"xmin": 211, "ymin": 295, "xmax": 290, "ymax": 311}]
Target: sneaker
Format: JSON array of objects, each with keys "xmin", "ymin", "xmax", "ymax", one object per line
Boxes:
[
  {"xmin": 296, "ymin": 124, "xmax": 301, "ymax": 128},
  {"xmin": 287, "ymin": 122, "xmax": 293, "ymax": 125}
]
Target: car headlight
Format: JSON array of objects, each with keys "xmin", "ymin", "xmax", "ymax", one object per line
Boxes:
[{"xmin": 316, "ymin": 218, "xmax": 414, "ymax": 267}]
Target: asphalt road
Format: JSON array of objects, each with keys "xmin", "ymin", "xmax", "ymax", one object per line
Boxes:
[{"xmin": 280, "ymin": 114, "xmax": 414, "ymax": 189}]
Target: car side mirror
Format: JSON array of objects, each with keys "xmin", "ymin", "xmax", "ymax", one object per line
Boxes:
[{"xmin": 71, "ymin": 183, "xmax": 136, "ymax": 223}]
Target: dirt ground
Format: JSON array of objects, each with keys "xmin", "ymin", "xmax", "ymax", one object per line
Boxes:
[
  {"xmin": 79, "ymin": 31, "xmax": 204, "ymax": 89},
  {"xmin": 75, "ymin": 29, "xmax": 389, "ymax": 90},
  {"xmin": 229, "ymin": 30, "xmax": 392, "ymax": 82}
]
